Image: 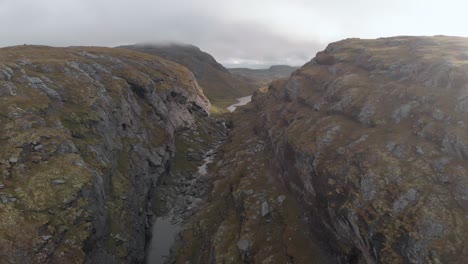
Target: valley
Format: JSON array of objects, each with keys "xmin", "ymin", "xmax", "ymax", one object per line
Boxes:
[{"xmin": 0, "ymin": 36, "xmax": 467, "ymax": 264}]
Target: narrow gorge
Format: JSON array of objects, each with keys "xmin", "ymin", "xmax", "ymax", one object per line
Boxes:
[{"xmin": 0, "ymin": 36, "xmax": 467, "ymax": 264}]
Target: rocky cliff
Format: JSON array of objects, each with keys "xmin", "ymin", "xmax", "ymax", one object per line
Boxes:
[
  {"xmin": 254, "ymin": 36, "xmax": 468, "ymax": 263},
  {"xmin": 176, "ymin": 36, "xmax": 468, "ymax": 264},
  {"xmin": 119, "ymin": 44, "xmax": 255, "ymax": 110},
  {"xmin": 2, "ymin": 36, "xmax": 468, "ymax": 264},
  {"xmin": 0, "ymin": 45, "xmax": 210, "ymax": 263}
]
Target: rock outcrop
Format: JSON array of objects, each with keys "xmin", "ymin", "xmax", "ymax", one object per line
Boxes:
[
  {"xmin": 2, "ymin": 36, "xmax": 468, "ymax": 264},
  {"xmin": 176, "ymin": 36, "xmax": 468, "ymax": 264},
  {"xmin": 0, "ymin": 45, "xmax": 210, "ymax": 263},
  {"xmin": 172, "ymin": 104, "xmax": 334, "ymax": 263},
  {"xmin": 120, "ymin": 44, "xmax": 255, "ymax": 109},
  {"xmin": 252, "ymin": 36, "xmax": 468, "ymax": 263}
]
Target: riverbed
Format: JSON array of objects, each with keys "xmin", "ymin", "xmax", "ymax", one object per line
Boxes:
[
  {"xmin": 145, "ymin": 213, "xmax": 180, "ymax": 263},
  {"xmin": 226, "ymin": 95, "xmax": 252, "ymax": 112},
  {"xmin": 145, "ymin": 146, "xmax": 220, "ymax": 264}
]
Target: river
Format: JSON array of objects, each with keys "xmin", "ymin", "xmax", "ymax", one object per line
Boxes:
[
  {"xmin": 145, "ymin": 147, "xmax": 219, "ymax": 264},
  {"xmin": 226, "ymin": 95, "xmax": 252, "ymax": 112},
  {"xmin": 145, "ymin": 213, "xmax": 180, "ymax": 263}
]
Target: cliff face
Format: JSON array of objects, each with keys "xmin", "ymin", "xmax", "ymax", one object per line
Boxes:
[
  {"xmin": 120, "ymin": 44, "xmax": 255, "ymax": 109},
  {"xmin": 2, "ymin": 36, "xmax": 467, "ymax": 264},
  {"xmin": 172, "ymin": 103, "xmax": 335, "ymax": 263},
  {"xmin": 0, "ymin": 45, "xmax": 209, "ymax": 263},
  {"xmin": 253, "ymin": 36, "xmax": 468, "ymax": 263},
  {"xmin": 175, "ymin": 36, "xmax": 468, "ymax": 264}
]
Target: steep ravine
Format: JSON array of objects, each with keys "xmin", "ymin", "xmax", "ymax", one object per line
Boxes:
[
  {"xmin": 1, "ymin": 36, "xmax": 467, "ymax": 264},
  {"xmin": 145, "ymin": 113, "xmax": 228, "ymax": 263},
  {"xmin": 174, "ymin": 36, "xmax": 468, "ymax": 264},
  {"xmin": 172, "ymin": 103, "xmax": 335, "ymax": 263}
]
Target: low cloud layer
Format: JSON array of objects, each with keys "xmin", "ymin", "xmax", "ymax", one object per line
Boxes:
[{"xmin": 1, "ymin": 0, "xmax": 467, "ymax": 68}]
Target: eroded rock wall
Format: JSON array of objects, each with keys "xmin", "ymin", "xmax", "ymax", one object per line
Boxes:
[
  {"xmin": 0, "ymin": 45, "xmax": 209, "ymax": 263},
  {"xmin": 252, "ymin": 36, "xmax": 468, "ymax": 263}
]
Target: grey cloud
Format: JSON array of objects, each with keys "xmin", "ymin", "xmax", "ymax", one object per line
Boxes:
[
  {"xmin": 1, "ymin": 0, "xmax": 467, "ymax": 68},
  {"xmin": 0, "ymin": 0, "xmax": 324, "ymax": 67}
]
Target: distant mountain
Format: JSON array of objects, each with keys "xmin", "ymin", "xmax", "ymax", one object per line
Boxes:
[
  {"xmin": 229, "ymin": 65, "xmax": 299, "ymax": 89},
  {"xmin": 119, "ymin": 44, "xmax": 255, "ymax": 109}
]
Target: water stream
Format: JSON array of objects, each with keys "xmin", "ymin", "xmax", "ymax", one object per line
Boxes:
[
  {"xmin": 145, "ymin": 213, "xmax": 180, "ymax": 263},
  {"xmin": 145, "ymin": 147, "xmax": 218, "ymax": 264},
  {"xmin": 226, "ymin": 95, "xmax": 252, "ymax": 112}
]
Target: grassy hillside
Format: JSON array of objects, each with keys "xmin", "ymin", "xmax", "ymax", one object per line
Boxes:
[
  {"xmin": 120, "ymin": 44, "xmax": 256, "ymax": 110},
  {"xmin": 229, "ymin": 65, "xmax": 299, "ymax": 89}
]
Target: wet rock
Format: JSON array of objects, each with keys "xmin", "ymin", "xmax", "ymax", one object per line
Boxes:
[{"xmin": 261, "ymin": 201, "xmax": 270, "ymax": 216}]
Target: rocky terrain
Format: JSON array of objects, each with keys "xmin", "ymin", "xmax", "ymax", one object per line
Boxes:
[
  {"xmin": 0, "ymin": 45, "xmax": 213, "ymax": 263},
  {"xmin": 119, "ymin": 44, "xmax": 256, "ymax": 111},
  {"xmin": 176, "ymin": 36, "xmax": 468, "ymax": 264},
  {"xmin": 1, "ymin": 36, "xmax": 467, "ymax": 264},
  {"xmin": 172, "ymin": 103, "xmax": 335, "ymax": 263}
]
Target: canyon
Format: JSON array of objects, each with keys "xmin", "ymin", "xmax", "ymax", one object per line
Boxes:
[{"xmin": 0, "ymin": 36, "xmax": 467, "ymax": 264}]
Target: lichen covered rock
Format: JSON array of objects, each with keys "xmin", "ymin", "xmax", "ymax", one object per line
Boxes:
[
  {"xmin": 252, "ymin": 36, "xmax": 468, "ymax": 263},
  {"xmin": 0, "ymin": 45, "xmax": 209, "ymax": 263}
]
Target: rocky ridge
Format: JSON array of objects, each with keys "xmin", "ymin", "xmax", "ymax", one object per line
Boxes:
[
  {"xmin": 252, "ymin": 36, "xmax": 468, "ymax": 263},
  {"xmin": 0, "ymin": 45, "xmax": 211, "ymax": 263},
  {"xmin": 120, "ymin": 44, "xmax": 256, "ymax": 110},
  {"xmin": 176, "ymin": 36, "xmax": 468, "ymax": 264}
]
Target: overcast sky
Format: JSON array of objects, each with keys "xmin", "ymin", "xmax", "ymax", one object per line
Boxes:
[{"xmin": 1, "ymin": 0, "xmax": 467, "ymax": 68}]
